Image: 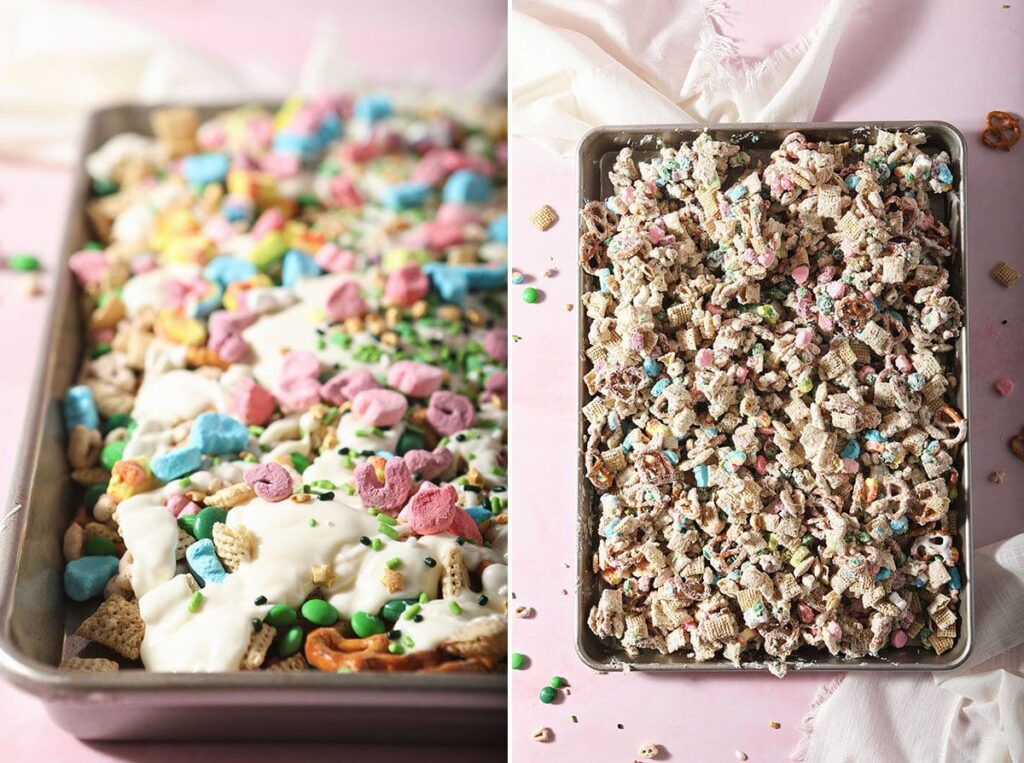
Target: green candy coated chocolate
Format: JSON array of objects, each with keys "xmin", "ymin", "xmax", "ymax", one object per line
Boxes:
[
  {"xmin": 177, "ymin": 514, "xmax": 197, "ymax": 537},
  {"xmin": 193, "ymin": 507, "xmax": 227, "ymax": 541},
  {"xmin": 550, "ymin": 675, "xmax": 567, "ymax": 689},
  {"xmin": 350, "ymin": 610, "xmax": 386, "ymax": 637},
  {"xmin": 379, "ymin": 598, "xmax": 419, "ymax": 623},
  {"xmin": 522, "ymin": 287, "xmax": 539, "ymax": 304},
  {"xmin": 510, "ymin": 652, "xmax": 526, "ymax": 670},
  {"xmin": 84, "ymin": 536, "xmax": 118, "ymax": 557},
  {"xmin": 396, "ymin": 430, "xmax": 426, "ymax": 456},
  {"xmin": 301, "ymin": 599, "xmax": 339, "ymax": 626},
  {"xmin": 266, "ymin": 603, "xmax": 297, "ymax": 628},
  {"xmin": 102, "ymin": 413, "xmax": 133, "ymax": 435},
  {"xmin": 84, "ymin": 483, "xmax": 108, "ymax": 511},
  {"xmin": 7, "ymin": 253, "xmax": 40, "ymax": 272},
  {"xmin": 539, "ymin": 685, "xmax": 557, "ymax": 703},
  {"xmin": 100, "ymin": 440, "xmax": 126, "ymax": 471},
  {"xmin": 278, "ymin": 625, "xmax": 304, "ymax": 658}
]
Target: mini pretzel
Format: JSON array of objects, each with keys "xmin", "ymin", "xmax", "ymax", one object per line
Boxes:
[
  {"xmin": 981, "ymin": 111, "xmax": 1021, "ymax": 151},
  {"xmin": 1011, "ymin": 432, "xmax": 1024, "ymax": 461},
  {"xmin": 304, "ymin": 628, "xmax": 496, "ymax": 674}
]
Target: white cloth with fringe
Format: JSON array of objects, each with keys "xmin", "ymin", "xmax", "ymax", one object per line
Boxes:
[
  {"xmin": 795, "ymin": 534, "xmax": 1024, "ymax": 763},
  {"xmin": 509, "ymin": 0, "xmax": 859, "ymax": 156}
]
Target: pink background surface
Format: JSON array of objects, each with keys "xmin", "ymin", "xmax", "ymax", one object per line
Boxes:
[
  {"xmin": 0, "ymin": 1, "xmax": 505, "ymax": 761},
  {"xmin": 508, "ymin": 1, "xmax": 1023, "ymax": 761}
]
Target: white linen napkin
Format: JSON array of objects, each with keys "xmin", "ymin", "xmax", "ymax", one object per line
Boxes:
[
  {"xmin": 795, "ymin": 534, "xmax": 1024, "ymax": 763},
  {"xmin": 509, "ymin": 0, "xmax": 858, "ymax": 155}
]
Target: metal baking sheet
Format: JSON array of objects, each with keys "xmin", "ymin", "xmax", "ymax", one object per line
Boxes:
[
  {"xmin": 0, "ymin": 103, "xmax": 505, "ymax": 743},
  {"xmin": 576, "ymin": 123, "xmax": 972, "ymax": 673}
]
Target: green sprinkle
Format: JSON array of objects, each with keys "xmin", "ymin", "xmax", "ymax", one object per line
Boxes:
[
  {"xmin": 386, "ymin": 557, "xmax": 402, "ymax": 570},
  {"xmin": 367, "ymin": 507, "xmax": 380, "ymax": 517},
  {"xmin": 341, "ymin": 483, "xmax": 355, "ymax": 496},
  {"xmin": 178, "ymin": 477, "xmax": 192, "ymax": 487},
  {"xmin": 336, "ymin": 667, "xmax": 352, "ymax": 674},
  {"xmin": 377, "ymin": 514, "xmax": 397, "ymax": 526},
  {"xmin": 550, "ymin": 675, "xmax": 567, "ymax": 689},
  {"xmin": 510, "ymin": 653, "xmax": 526, "ymax": 670},
  {"xmin": 402, "ymin": 635, "xmax": 415, "ymax": 648},
  {"xmin": 188, "ymin": 591, "xmax": 203, "ymax": 613},
  {"xmin": 90, "ymin": 343, "xmax": 112, "ymax": 359},
  {"xmin": 490, "ymin": 496, "xmax": 502, "ymax": 514},
  {"xmin": 387, "ymin": 643, "xmax": 405, "ymax": 655},
  {"xmin": 448, "ymin": 601, "xmax": 463, "ymax": 615},
  {"xmin": 309, "ymin": 518, "xmax": 319, "ymax": 528},
  {"xmin": 539, "ymin": 686, "xmax": 557, "ymax": 703},
  {"xmin": 290, "ymin": 452, "xmax": 310, "ymax": 473},
  {"xmin": 401, "ymin": 603, "xmax": 422, "ymax": 620},
  {"xmin": 378, "ymin": 523, "xmax": 399, "ymax": 540},
  {"xmin": 322, "ymin": 407, "xmax": 339, "ymax": 426},
  {"xmin": 419, "ymin": 591, "xmax": 429, "ymax": 603},
  {"xmin": 371, "ymin": 538, "xmax": 383, "ymax": 552}
]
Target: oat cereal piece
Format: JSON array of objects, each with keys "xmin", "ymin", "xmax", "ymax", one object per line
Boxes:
[
  {"xmin": 76, "ymin": 595, "xmax": 145, "ymax": 660},
  {"xmin": 989, "ymin": 471, "xmax": 1005, "ymax": 484},
  {"xmin": 175, "ymin": 528, "xmax": 195, "ymax": 560},
  {"xmin": 382, "ymin": 568, "xmax": 405, "ymax": 594},
  {"xmin": 440, "ymin": 617, "xmax": 507, "ymax": 658},
  {"xmin": 532, "ymin": 727, "xmax": 553, "ymax": 743},
  {"xmin": 310, "ymin": 564, "xmax": 337, "ymax": 588},
  {"xmin": 240, "ymin": 624, "xmax": 277, "ymax": 670},
  {"xmin": 59, "ymin": 657, "xmax": 119, "ymax": 673},
  {"xmin": 991, "ymin": 262, "xmax": 1019, "ymax": 287},
  {"xmin": 266, "ymin": 652, "xmax": 309, "ymax": 672},
  {"xmin": 212, "ymin": 523, "xmax": 253, "ymax": 572},
  {"xmin": 63, "ymin": 523, "xmax": 86, "ymax": 562},
  {"xmin": 638, "ymin": 743, "xmax": 660, "ymax": 759},
  {"xmin": 513, "ymin": 605, "xmax": 535, "ymax": 618},
  {"xmin": 530, "ymin": 205, "xmax": 558, "ymax": 231},
  {"xmin": 204, "ymin": 483, "xmax": 256, "ymax": 508},
  {"xmin": 582, "ymin": 131, "xmax": 966, "ymax": 667}
]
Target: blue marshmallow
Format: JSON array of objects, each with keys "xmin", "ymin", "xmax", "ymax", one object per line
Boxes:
[
  {"xmin": 281, "ymin": 249, "xmax": 323, "ymax": 288},
  {"xmin": 273, "ymin": 131, "xmax": 320, "ymax": 158},
  {"xmin": 422, "ymin": 263, "xmax": 507, "ymax": 304},
  {"xmin": 64, "ymin": 556, "xmax": 119, "ymax": 602},
  {"xmin": 693, "ymin": 464, "xmax": 710, "ymax": 488},
  {"xmin": 382, "ymin": 182, "xmax": 431, "ymax": 211},
  {"xmin": 464, "ymin": 508, "xmax": 493, "ymax": 526},
  {"xmin": 204, "ymin": 255, "xmax": 258, "ymax": 287},
  {"xmin": 182, "ymin": 152, "xmax": 230, "ymax": 186},
  {"xmin": 186, "ymin": 539, "xmax": 227, "ymax": 587},
  {"xmin": 151, "ymin": 445, "xmax": 203, "ymax": 482},
  {"xmin": 189, "ymin": 412, "xmax": 251, "ymax": 455},
  {"xmin": 64, "ymin": 385, "xmax": 99, "ymax": 433},
  {"xmin": 488, "ymin": 214, "xmax": 508, "ymax": 243},
  {"xmin": 355, "ymin": 94, "xmax": 393, "ymax": 123},
  {"xmin": 442, "ymin": 170, "xmax": 492, "ymax": 204},
  {"xmin": 840, "ymin": 440, "xmax": 861, "ymax": 460}
]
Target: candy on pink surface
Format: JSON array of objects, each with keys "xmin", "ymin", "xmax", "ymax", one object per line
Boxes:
[
  {"xmin": 387, "ymin": 360, "xmax": 442, "ymax": 398},
  {"xmin": 279, "ymin": 350, "xmax": 320, "ymax": 381},
  {"xmin": 68, "ymin": 250, "xmax": 109, "ymax": 285},
  {"xmin": 165, "ymin": 494, "xmax": 200, "ymax": 517},
  {"xmin": 482, "ymin": 328, "xmax": 507, "ymax": 364},
  {"xmin": 890, "ymin": 630, "xmax": 909, "ymax": 648},
  {"xmin": 320, "ymin": 369, "xmax": 380, "ymax": 406},
  {"xmin": 695, "ymin": 348, "xmax": 715, "ymax": 368},
  {"xmin": 425, "ymin": 391, "xmax": 475, "ymax": 436},
  {"xmin": 232, "ymin": 377, "xmax": 276, "ymax": 425},
  {"xmin": 251, "ymin": 208, "xmax": 286, "ymax": 239},
  {"xmin": 314, "ymin": 243, "xmax": 356, "ymax": 273},
  {"xmin": 791, "ymin": 264, "xmax": 810, "ymax": 285},
  {"xmin": 244, "ymin": 462, "xmax": 293, "ymax": 502},
  {"xmin": 325, "ymin": 280, "xmax": 368, "ymax": 322},
  {"xmin": 354, "ymin": 458, "xmax": 413, "ymax": 512},
  {"xmin": 402, "ymin": 447, "xmax": 453, "ymax": 481},
  {"xmin": 351, "ymin": 389, "xmax": 408, "ymax": 427},
  {"xmin": 436, "ymin": 202, "xmax": 481, "ymax": 227},
  {"xmin": 384, "ymin": 264, "xmax": 429, "ymax": 308},
  {"xmin": 403, "ymin": 482, "xmax": 458, "ymax": 535},
  {"xmin": 484, "ymin": 370, "xmax": 508, "ymax": 398},
  {"xmin": 447, "ymin": 506, "xmax": 483, "ymax": 544},
  {"xmin": 795, "ymin": 328, "xmax": 813, "ymax": 349},
  {"xmin": 995, "ymin": 377, "xmax": 1015, "ymax": 396},
  {"xmin": 277, "ymin": 376, "xmax": 322, "ymax": 413}
]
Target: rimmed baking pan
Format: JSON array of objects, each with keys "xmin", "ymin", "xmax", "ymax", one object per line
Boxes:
[
  {"xmin": 0, "ymin": 103, "xmax": 505, "ymax": 742},
  {"xmin": 576, "ymin": 122, "xmax": 972, "ymax": 672}
]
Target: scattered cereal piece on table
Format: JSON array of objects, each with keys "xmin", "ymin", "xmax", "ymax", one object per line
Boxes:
[
  {"xmin": 529, "ymin": 205, "xmax": 558, "ymax": 231},
  {"xmin": 769, "ymin": 721, "xmax": 781, "ymax": 729},
  {"xmin": 533, "ymin": 727, "xmax": 553, "ymax": 743},
  {"xmin": 565, "ymin": 303, "xmax": 574, "ymax": 311},
  {"xmin": 513, "ymin": 605, "xmax": 534, "ymax": 618},
  {"xmin": 543, "ymin": 267, "xmax": 558, "ymax": 278},
  {"xmin": 735, "ymin": 752, "xmax": 749, "ymax": 761},
  {"xmin": 991, "ymin": 262, "xmax": 1020, "ymax": 287},
  {"xmin": 638, "ymin": 743, "xmax": 659, "ymax": 759},
  {"xmin": 989, "ymin": 471, "xmax": 1004, "ymax": 483}
]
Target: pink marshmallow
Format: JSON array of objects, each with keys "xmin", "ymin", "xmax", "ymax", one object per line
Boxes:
[
  {"xmin": 314, "ymin": 243, "xmax": 356, "ymax": 273},
  {"xmin": 826, "ymin": 281, "xmax": 846, "ymax": 299},
  {"xmin": 795, "ymin": 328, "xmax": 814, "ymax": 349},
  {"xmin": 482, "ymin": 329, "xmax": 507, "ymax": 364},
  {"xmin": 328, "ymin": 175, "xmax": 363, "ymax": 208},
  {"xmin": 387, "ymin": 360, "xmax": 442, "ymax": 398},
  {"xmin": 425, "ymin": 391, "xmax": 475, "ymax": 436},
  {"xmin": 384, "ymin": 264, "xmax": 429, "ymax": 308},
  {"xmin": 210, "ymin": 331, "xmax": 249, "ymax": 363},
  {"xmin": 251, "ymin": 208, "xmax": 286, "ymax": 239},
  {"xmin": 484, "ymin": 370, "xmax": 507, "ymax": 398},
  {"xmin": 319, "ymin": 369, "xmax": 380, "ymax": 406},
  {"xmin": 277, "ymin": 375, "xmax": 322, "ymax": 413},
  {"xmin": 325, "ymin": 280, "xmax": 368, "ymax": 322},
  {"xmin": 890, "ymin": 630, "xmax": 908, "ymax": 648},
  {"xmin": 233, "ymin": 377, "xmax": 276, "ymax": 426},
  {"xmin": 447, "ymin": 507, "xmax": 483, "ymax": 544},
  {"xmin": 995, "ymin": 377, "xmax": 1015, "ymax": 397},
  {"xmin": 695, "ymin": 348, "xmax": 715, "ymax": 368},
  {"xmin": 425, "ymin": 222, "xmax": 463, "ymax": 251},
  {"xmin": 351, "ymin": 389, "xmax": 408, "ymax": 427},
  {"xmin": 280, "ymin": 350, "xmax": 320, "ymax": 382},
  {"xmin": 735, "ymin": 366, "xmax": 749, "ymax": 384},
  {"xmin": 402, "ymin": 447, "xmax": 453, "ymax": 481},
  {"xmin": 796, "ymin": 603, "xmax": 815, "ymax": 624},
  {"xmin": 131, "ymin": 252, "xmax": 159, "ymax": 275},
  {"xmin": 403, "ymin": 483, "xmax": 458, "ymax": 535},
  {"xmin": 354, "ymin": 458, "xmax": 412, "ymax": 513},
  {"xmin": 209, "ymin": 309, "xmax": 256, "ymax": 339},
  {"xmin": 791, "ymin": 264, "xmax": 810, "ymax": 285},
  {"xmin": 895, "ymin": 355, "xmax": 914, "ymax": 373},
  {"xmin": 68, "ymin": 250, "xmax": 110, "ymax": 286},
  {"xmin": 436, "ymin": 202, "xmax": 481, "ymax": 227},
  {"xmin": 244, "ymin": 462, "xmax": 293, "ymax": 502},
  {"xmin": 166, "ymin": 494, "xmax": 200, "ymax": 517}
]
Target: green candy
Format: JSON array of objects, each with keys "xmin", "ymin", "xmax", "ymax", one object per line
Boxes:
[
  {"xmin": 396, "ymin": 430, "xmax": 426, "ymax": 456},
  {"xmin": 301, "ymin": 599, "xmax": 339, "ymax": 626},
  {"xmin": 102, "ymin": 413, "xmax": 133, "ymax": 435},
  {"xmin": 351, "ymin": 610, "xmax": 387, "ymax": 637},
  {"xmin": 7, "ymin": 253, "xmax": 40, "ymax": 272},
  {"xmin": 84, "ymin": 536, "xmax": 118, "ymax": 557},
  {"xmin": 290, "ymin": 452, "xmax": 310, "ymax": 474},
  {"xmin": 266, "ymin": 603, "xmax": 298, "ymax": 628},
  {"xmin": 84, "ymin": 483, "xmax": 108, "ymax": 511},
  {"xmin": 539, "ymin": 686, "xmax": 557, "ymax": 703},
  {"xmin": 510, "ymin": 652, "xmax": 526, "ymax": 670},
  {"xmin": 522, "ymin": 287, "xmax": 539, "ymax": 304},
  {"xmin": 193, "ymin": 507, "xmax": 228, "ymax": 541},
  {"xmin": 379, "ymin": 598, "xmax": 419, "ymax": 623},
  {"xmin": 550, "ymin": 675, "xmax": 567, "ymax": 689},
  {"xmin": 278, "ymin": 625, "xmax": 304, "ymax": 658},
  {"xmin": 177, "ymin": 514, "xmax": 198, "ymax": 537},
  {"xmin": 100, "ymin": 440, "xmax": 126, "ymax": 471}
]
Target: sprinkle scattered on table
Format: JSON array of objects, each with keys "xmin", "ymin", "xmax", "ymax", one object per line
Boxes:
[{"xmin": 529, "ymin": 204, "xmax": 559, "ymax": 231}]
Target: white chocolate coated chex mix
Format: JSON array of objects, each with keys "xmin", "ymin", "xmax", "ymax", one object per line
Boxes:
[{"xmin": 582, "ymin": 130, "xmax": 965, "ymax": 670}]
